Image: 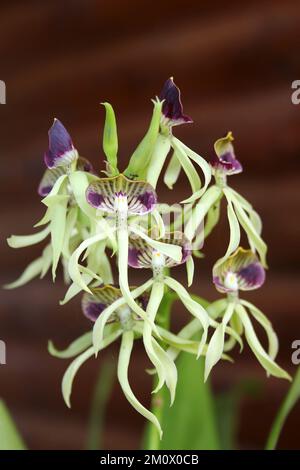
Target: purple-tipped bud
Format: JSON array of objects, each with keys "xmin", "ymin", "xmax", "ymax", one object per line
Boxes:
[
  {"xmin": 159, "ymin": 77, "xmax": 193, "ymax": 127},
  {"xmin": 44, "ymin": 119, "xmax": 78, "ymax": 169}
]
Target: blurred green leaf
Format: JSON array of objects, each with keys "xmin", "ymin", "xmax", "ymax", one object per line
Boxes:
[
  {"xmin": 266, "ymin": 366, "xmax": 300, "ymax": 449},
  {"xmin": 159, "ymin": 353, "xmax": 221, "ymax": 450},
  {"xmin": 0, "ymin": 400, "xmax": 26, "ymax": 450}
]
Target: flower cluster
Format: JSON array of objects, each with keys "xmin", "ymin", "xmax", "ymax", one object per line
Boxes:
[{"xmin": 6, "ymin": 78, "xmax": 290, "ymax": 438}]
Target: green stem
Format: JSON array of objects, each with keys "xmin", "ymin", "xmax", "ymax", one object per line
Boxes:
[
  {"xmin": 86, "ymin": 359, "xmax": 116, "ymax": 450},
  {"xmin": 265, "ymin": 366, "xmax": 300, "ymax": 449}
]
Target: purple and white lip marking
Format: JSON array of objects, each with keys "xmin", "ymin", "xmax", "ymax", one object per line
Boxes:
[
  {"xmin": 38, "ymin": 157, "xmax": 95, "ymax": 197},
  {"xmin": 44, "ymin": 119, "xmax": 79, "ymax": 169},
  {"xmin": 86, "ymin": 174, "xmax": 157, "ymax": 216},
  {"xmin": 159, "ymin": 77, "xmax": 193, "ymax": 127},
  {"xmin": 210, "ymin": 131, "xmax": 242, "ymax": 176},
  {"xmin": 128, "ymin": 231, "xmax": 192, "ymax": 270},
  {"xmin": 81, "ymin": 285, "xmax": 149, "ymax": 323},
  {"xmin": 213, "ymin": 247, "xmax": 265, "ymax": 294}
]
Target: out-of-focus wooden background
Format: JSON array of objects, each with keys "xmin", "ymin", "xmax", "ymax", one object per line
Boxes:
[{"xmin": 1, "ymin": 0, "xmax": 300, "ymax": 449}]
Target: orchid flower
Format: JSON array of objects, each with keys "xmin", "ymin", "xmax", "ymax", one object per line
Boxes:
[
  {"xmin": 184, "ymin": 132, "xmax": 267, "ymax": 267},
  {"xmin": 5, "ymin": 120, "xmax": 98, "ymax": 289},
  {"xmin": 49, "ymin": 284, "xmax": 210, "ymax": 438},
  {"xmin": 204, "ymin": 247, "xmax": 291, "ymax": 381}
]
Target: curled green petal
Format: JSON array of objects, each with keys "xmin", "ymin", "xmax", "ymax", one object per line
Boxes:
[
  {"xmin": 171, "ymin": 138, "xmax": 201, "ymax": 195},
  {"xmin": 4, "ymin": 256, "xmax": 44, "ymax": 289},
  {"xmin": 7, "ymin": 225, "xmax": 51, "ymax": 249},
  {"xmin": 164, "ymin": 151, "xmax": 181, "ymax": 189},
  {"xmin": 68, "ymin": 171, "xmax": 99, "ymax": 220},
  {"xmin": 118, "ymin": 331, "xmax": 162, "ymax": 439},
  {"xmin": 186, "ymin": 256, "xmax": 194, "ymax": 287},
  {"xmin": 62, "ymin": 329, "xmax": 122, "ymax": 408},
  {"xmin": 235, "ymin": 304, "xmax": 291, "ymax": 380},
  {"xmin": 49, "ymin": 331, "xmax": 92, "ymax": 358},
  {"xmin": 151, "ymin": 337, "xmax": 178, "ymax": 405}
]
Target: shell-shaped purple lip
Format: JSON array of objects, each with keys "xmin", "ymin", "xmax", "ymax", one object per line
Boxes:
[
  {"xmin": 44, "ymin": 119, "xmax": 78, "ymax": 169},
  {"xmin": 159, "ymin": 77, "xmax": 193, "ymax": 127},
  {"xmin": 128, "ymin": 231, "xmax": 192, "ymax": 269},
  {"xmin": 213, "ymin": 248, "xmax": 265, "ymax": 293},
  {"xmin": 81, "ymin": 285, "xmax": 149, "ymax": 322},
  {"xmin": 210, "ymin": 152, "xmax": 243, "ymax": 176},
  {"xmin": 211, "ymin": 132, "xmax": 242, "ymax": 176},
  {"xmin": 86, "ymin": 174, "xmax": 157, "ymax": 215},
  {"xmin": 38, "ymin": 157, "xmax": 95, "ymax": 197}
]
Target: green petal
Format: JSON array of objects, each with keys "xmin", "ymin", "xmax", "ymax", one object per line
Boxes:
[
  {"xmin": 117, "ymin": 331, "xmax": 162, "ymax": 438},
  {"xmin": 164, "ymin": 151, "xmax": 181, "ymax": 189},
  {"xmin": 7, "ymin": 224, "xmax": 50, "ymax": 249},
  {"xmin": 49, "ymin": 331, "xmax": 92, "ymax": 358},
  {"xmin": 129, "ymin": 225, "xmax": 182, "ymax": 263},
  {"xmin": 164, "ymin": 277, "xmax": 209, "ymax": 358},
  {"xmin": 4, "ymin": 257, "xmax": 44, "ymax": 289},
  {"xmin": 151, "ymin": 337, "xmax": 178, "ymax": 405},
  {"xmin": 68, "ymin": 171, "xmax": 99, "ymax": 220},
  {"xmin": 49, "ymin": 195, "xmax": 69, "ymax": 280},
  {"xmin": 175, "ymin": 139, "xmax": 211, "ymax": 204},
  {"xmin": 235, "ymin": 304, "xmax": 291, "ymax": 380},
  {"xmin": 241, "ymin": 300, "xmax": 279, "ymax": 360},
  {"xmin": 186, "ymin": 256, "xmax": 194, "ymax": 287},
  {"xmin": 142, "ymin": 282, "xmax": 166, "ymax": 394},
  {"xmin": 146, "ymin": 134, "xmax": 171, "ymax": 189},
  {"xmin": 101, "ymin": 102, "xmax": 119, "ymax": 176},
  {"xmin": 92, "ymin": 279, "xmax": 154, "ymax": 355},
  {"xmin": 124, "ymin": 98, "xmax": 163, "ymax": 180},
  {"xmin": 41, "ymin": 174, "xmax": 68, "ymax": 206},
  {"xmin": 204, "ymin": 302, "xmax": 235, "ymax": 381},
  {"xmin": 171, "ymin": 138, "xmax": 201, "ymax": 195},
  {"xmin": 62, "ymin": 206, "xmax": 78, "ymax": 259},
  {"xmin": 62, "ymin": 329, "xmax": 122, "ymax": 408}
]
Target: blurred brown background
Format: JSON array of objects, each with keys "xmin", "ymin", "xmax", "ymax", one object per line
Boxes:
[{"xmin": 1, "ymin": 0, "xmax": 300, "ymax": 450}]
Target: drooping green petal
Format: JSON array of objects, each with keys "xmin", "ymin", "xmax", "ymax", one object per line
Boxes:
[
  {"xmin": 231, "ymin": 195, "xmax": 267, "ymax": 268},
  {"xmin": 184, "ymin": 185, "xmax": 222, "ymax": 241},
  {"xmin": 41, "ymin": 174, "xmax": 68, "ymax": 205},
  {"xmin": 151, "ymin": 209, "xmax": 166, "ymax": 239},
  {"xmin": 129, "ymin": 225, "xmax": 182, "ymax": 264},
  {"xmin": 143, "ymin": 282, "xmax": 165, "ymax": 394},
  {"xmin": 204, "ymin": 199, "xmax": 221, "ymax": 239},
  {"xmin": 146, "ymin": 134, "xmax": 171, "ymax": 189},
  {"xmin": 92, "ymin": 279, "xmax": 154, "ymax": 355},
  {"xmin": 164, "ymin": 276, "xmax": 210, "ymax": 358},
  {"xmin": 34, "ymin": 207, "xmax": 52, "ymax": 227},
  {"xmin": 62, "ymin": 329, "xmax": 122, "ymax": 408},
  {"xmin": 186, "ymin": 256, "xmax": 194, "ymax": 287},
  {"xmin": 164, "ymin": 151, "xmax": 181, "ymax": 189},
  {"xmin": 171, "ymin": 138, "xmax": 201, "ymax": 195},
  {"xmin": 235, "ymin": 304, "xmax": 291, "ymax": 380},
  {"xmin": 49, "ymin": 194, "xmax": 69, "ymax": 280},
  {"xmin": 101, "ymin": 102, "xmax": 119, "ymax": 176},
  {"xmin": 151, "ymin": 337, "xmax": 178, "ymax": 405},
  {"xmin": 62, "ymin": 206, "xmax": 78, "ymax": 259},
  {"xmin": 49, "ymin": 331, "xmax": 92, "ymax": 358},
  {"xmin": 124, "ymin": 98, "xmax": 163, "ymax": 180},
  {"xmin": 60, "ymin": 274, "xmax": 94, "ymax": 305},
  {"xmin": 214, "ymin": 189, "xmax": 240, "ymax": 270},
  {"xmin": 241, "ymin": 300, "xmax": 279, "ymax": 360},
  {"xmin": 4, "ymin": 256, "xmax": 44, "ymax": 289},
  {"xmin": 117, "ymin": 228, "xmax": 159, "ymax": 333},
  {"xmin": 117, "ymin": 330, "xmax": 162, "ymax": 438},
  {"xmin": 40, "ymin": 244, "xmax": 52, "ymax": 278},
  {"xmin": 68, "ymin": 171, "xmax": 99, "ymax": 220},
  {"xmin": 7, "ymin": 224, "xmax": 51, "ymax": 249},
  {"xmin": 204, "ymin": 302, "xmax": 235, "ymax": 381},
  {"xmin": 68, "ymin": 231, "xmax": 112, "ymax": 293},
  {"xmin": 174, "ymin": 139, "xmax": 211, "ymax": 204}
]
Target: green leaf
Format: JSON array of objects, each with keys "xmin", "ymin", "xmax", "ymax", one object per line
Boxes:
[
  {"xmin": 266, "ymin": 366, "xmax": 300, "ymax": 449},
  {"xmin": 101, "ymin": 102, "xmax": 119, "ymax": 176},
  {"xmin": 158, "ymin": 354, "xmax": 220, "ymax": 450},
  {"xmin": 124, "ymin": 98, "xmax": 162, "ymax": 180},
  {"xmin": 0, "ymin": 400, "xmax": 26, "ymax": 450}
]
